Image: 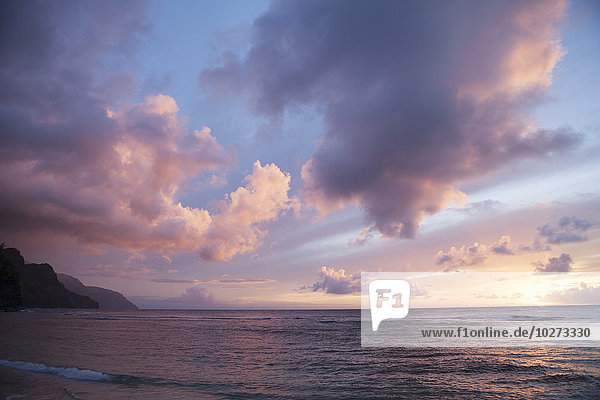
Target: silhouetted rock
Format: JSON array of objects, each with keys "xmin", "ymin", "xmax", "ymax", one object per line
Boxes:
[
  {"xmin": 1, "ymin": 246, "xmax": 25, "ymax": 268},
  {"xmin": 0, "ymin": 247, "xmax": 98, "ymax": 310},
  {"xmin": 57, "ymin": 273, "xmax": 138, "ymax": 310},
  {"xmin": 18, "ymin": 263, "xmax": 98, "ymax": 308},
  {"xmin": 0, "ymin": 247, "xmax": 23, "ymax": 310}
]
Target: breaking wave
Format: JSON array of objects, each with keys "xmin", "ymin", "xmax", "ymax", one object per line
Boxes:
[{"xmin": 0, "ymin": 359, "xmax": 114, "ymax": 382}]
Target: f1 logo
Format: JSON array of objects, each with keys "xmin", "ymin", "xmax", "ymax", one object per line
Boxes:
[{"xmin": 369, "ymin": 279, "xmax": 411, "ymax": 331}]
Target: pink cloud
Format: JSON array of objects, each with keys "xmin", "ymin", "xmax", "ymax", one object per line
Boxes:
[
  {"xmin": 1, "ymin": 93, "xmax": 297, "ymax": 261},
  {"xmin": 436, "ymin": 235, "xmax": 515, "ymax": 270},
  {"xmin": 0, "ymin": 2, "xmax": 299, "ymax": 263},
  {"xmin": 308, "ymin": 266, "xmax": 361, "ymax": 294},
  {"xmin": 348, "ymin": 227, "xmax": 375, "ymax": 247},
  {"xmin": 199, "ymin": 161, "xmax": 300, "ymax": 261}
]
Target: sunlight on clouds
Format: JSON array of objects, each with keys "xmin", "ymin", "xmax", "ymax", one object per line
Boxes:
[
  {"xmin": 435, "ymin": 235, "xmax": 515, "ymax": 270},
  {"xmin": 300, "ymin": 158, "xmax": 353, "ymax": 218},
  {"xmin": 0, "ymin": 93, "xmax": 297, "ymax": 261},
  {"xmin": 199, "ymin": 160, "xmax": 300, "ymax": 261},
  {"xmin": 459, "ymin": 0, "xmax": 567, "ymax": 101},
  {"xmin": 144, "ymin": 93, "xmax": 179, "ymax": 115},
  {"xmin": 308, "ymin": 266, "xmax": 361, "ymax": 294}
]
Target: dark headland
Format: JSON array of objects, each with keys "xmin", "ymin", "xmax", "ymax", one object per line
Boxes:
[{"xmin": 0, "ymin": 245, "xmax": 137, "ymax": 311}]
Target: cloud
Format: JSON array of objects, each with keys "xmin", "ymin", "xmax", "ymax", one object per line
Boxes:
[
  {"xmin": 201, "ymin": 279, "xmax": 276, "ymax": 285},
  {"xmin": 541, "ymin": 282, "xmax": 600, "ymax": 304},
  {"xmin": 533, "ymin": 253, "xmax": 573, "ymax": 273},
  {"xmin": 411, "ymin": 282, "xmax": 428, "ymax": 297},
  {"xmin": 164, "ymin": 286, "xmax": 217, "ymax": 305},
  {"xmin": 348, "ymin": 227, "xmax": 374, "ymax": 247},
  {"xmin": 76, "ymin": 264, "xmax": 151, "ymax": 279},
  {"xmin": 309, "ymin": 267, "xmax": 360, "ymax": 294},
  {"xmin": 130, "ymin": 286, "xmax": 226, "ymax": 309},
  {"xmin": 151, "ymin": 279, "xmax": 199, "ymax": 284},
  {"xmin": 436, "ymin": 235, "xmax": 514, "ymax": 270},
  {"xmin": 151, "ymin": 278, "xmax": 276, "ymax": 285},
  {"xmin": 201, "ymin": 0, "xmax": 579, "ymax": 238},
  {"xmin": 476, "ymin": 294, "xmax": 500, "ymax": 300},
  {"xmin": 491, "ymin": 235, "xmax": 515, "ymax": 255},
  {"xmin": 537, "ymin": 216, "xmax": 594, "ymax": 244},
  {"xmin": 130, "ymin": 286, "xmax": 222, "ymax": 308},
  {"xmin": 0, "ymin": 2, "xmax": 299, "ymax": 262},
  {"xmin": 198, "ymin": 161, "xmax": 300, "ymax": 261},
  {"xmin": 1, "ymin": 89, "xmax": 297, "ymax": 260},
  {"xmin": 457, "ymin": 200, "xmax": 507, "ymax": 216},
  {"xmin": 436, "ymin": 242, "xmax": 490, "ymax": 270},
  {"xmin": 522, "ymin": 216, "xmax": 596, "ymax": 251}
]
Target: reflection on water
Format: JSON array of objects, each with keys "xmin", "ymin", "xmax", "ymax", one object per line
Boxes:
[{"xmin": 0, "ymin": 309, "xmax": 599, "ymax": 399}]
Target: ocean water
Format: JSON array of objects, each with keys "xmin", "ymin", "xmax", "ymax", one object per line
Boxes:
[
  {"xmin": 363, "ymin": 305, "xmax": 600, "ymax": 347},
  {"xmin": 1, "ymin": 308, "xmax": 599, "ymax": 399}
]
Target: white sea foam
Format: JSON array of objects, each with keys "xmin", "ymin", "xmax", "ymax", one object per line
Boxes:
[{"xmin": 0, "ymin": 359, "xmax": 113, "ymax": 381}]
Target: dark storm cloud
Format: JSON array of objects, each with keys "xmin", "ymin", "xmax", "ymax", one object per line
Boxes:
[{"xmin": 201, "ymin": 0, "xmax": 579, "ymax": 237}]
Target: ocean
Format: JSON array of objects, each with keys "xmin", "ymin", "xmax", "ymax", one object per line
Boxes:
[{"xmin": 1, "ymin": 308, "xmax": 599, "ymax": 399}]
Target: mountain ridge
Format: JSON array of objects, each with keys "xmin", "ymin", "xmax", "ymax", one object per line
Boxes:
[
  {"xmin": 1, "ymin": 246, "xmax": 137, "ymax": 311},
  {"xmin": 57, "ymin": 273, "xmax": 138, "ymax": 310},
  {"xmin": 0, "ymin": 246, "xmax": 98, "ymax": 310}
]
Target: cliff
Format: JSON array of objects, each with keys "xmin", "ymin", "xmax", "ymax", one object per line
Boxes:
[
  {"xmin": 0, "ymin": 247, "xmax": 23, "ymax": 309},
  {"xmin": 0, "ymin": 246, "xmax": 98, "ymax": 310},
  {"xmin": 57, "ymin": 273, "xmax": 138, "ymax": 310}
]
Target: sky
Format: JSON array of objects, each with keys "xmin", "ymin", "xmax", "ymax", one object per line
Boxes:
[{"xmin": 1, "ymin": 0, "xmax": 599, "ymax": 309}]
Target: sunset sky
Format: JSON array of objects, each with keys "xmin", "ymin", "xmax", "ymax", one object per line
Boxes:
[{"xmin": 1, "ymin": 0, "xmax": 599, "ymax": 309}]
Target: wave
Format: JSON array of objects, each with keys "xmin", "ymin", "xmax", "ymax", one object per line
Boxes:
[
  {"xmin": 0, "ymin": 359, "xmax": 240, "ymax": 394},
  {"xmin": 0, "ymin": 359, "xmax": 114, "ymax": 382},
  {"xmin": 0, "ymin": 359, "xmax": 212, "ymax": 390}
]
